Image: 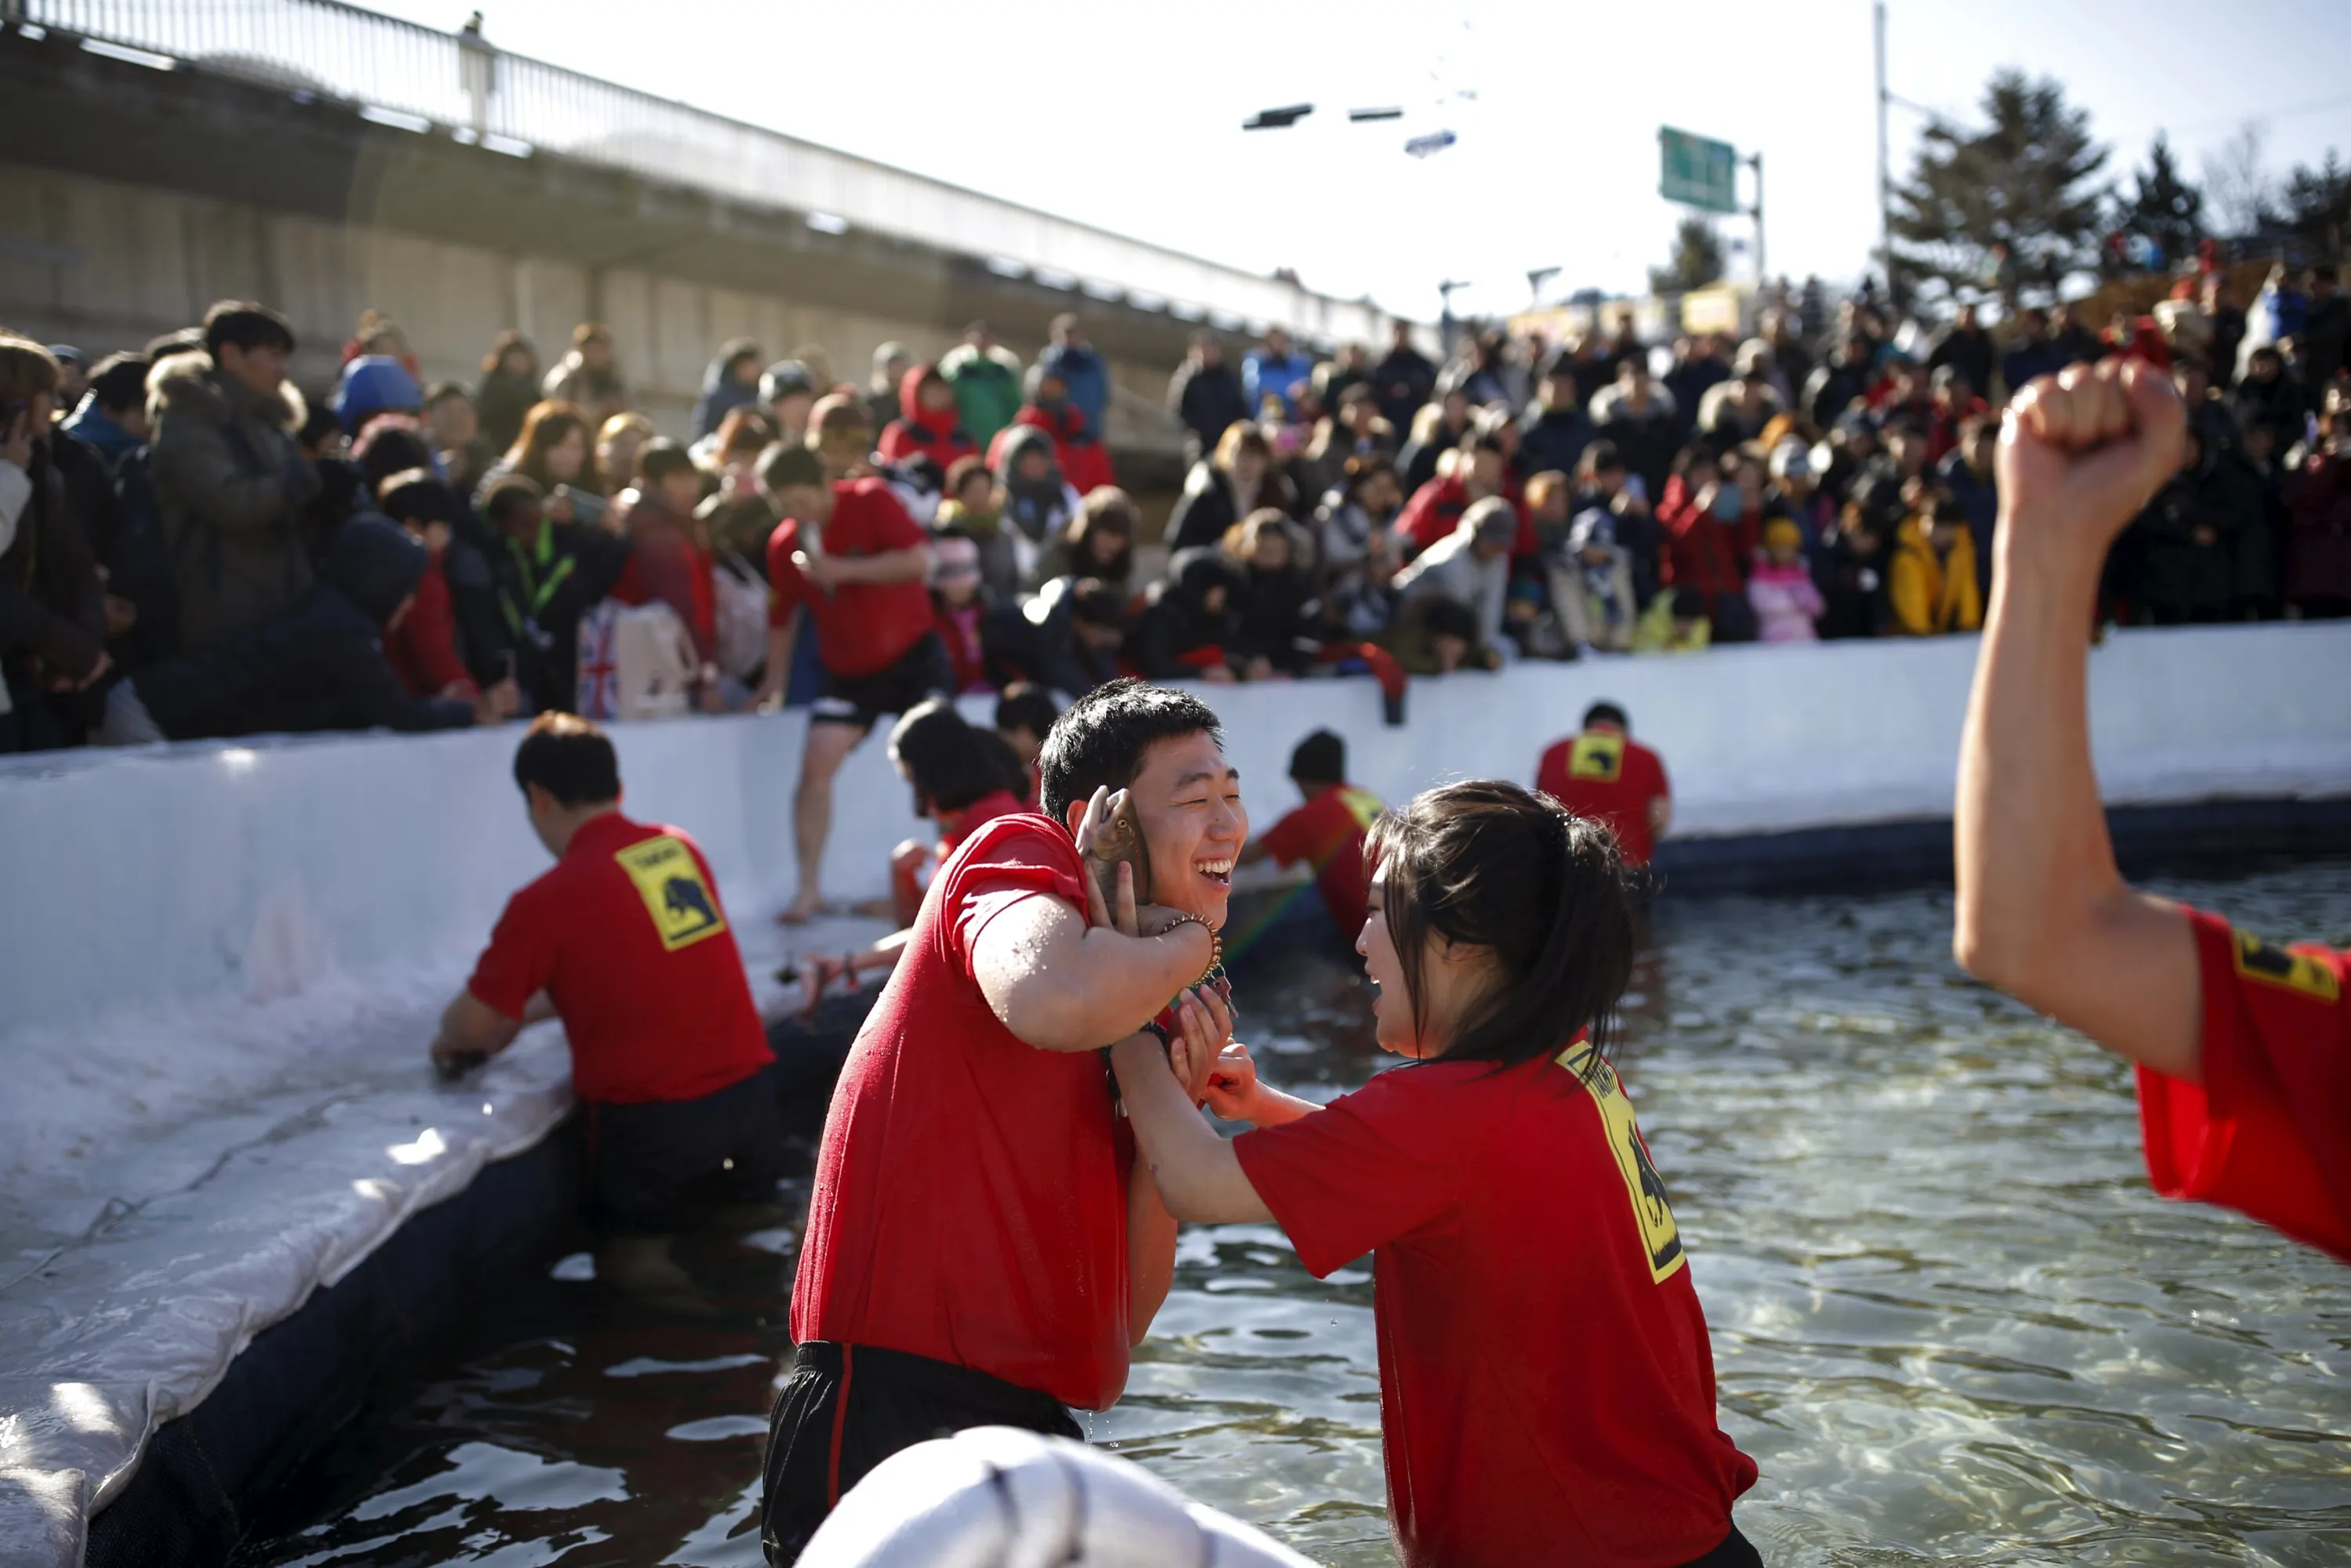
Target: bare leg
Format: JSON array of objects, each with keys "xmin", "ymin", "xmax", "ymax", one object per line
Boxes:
[{"xmin": 782, "ymin": 719, "xmax": 868, "ymax": 923}]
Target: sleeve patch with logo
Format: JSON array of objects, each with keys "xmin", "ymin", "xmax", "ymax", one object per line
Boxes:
[
  {"xmin": 615, "ymin": 835, "xmax": 729, "ymax": 951},
  {"xmin": 2233, "ymin": 929, "xmax": 2342, "ymax": 1005}
]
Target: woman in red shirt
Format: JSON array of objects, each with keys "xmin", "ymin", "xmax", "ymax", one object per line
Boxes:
[{"xmin": 1116, "ymin": 780, "xmax": 1759, "ymax": 1568}]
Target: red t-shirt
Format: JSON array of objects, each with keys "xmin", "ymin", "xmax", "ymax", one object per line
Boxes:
[
  {"xmin": 1236, "ymin": 1045, "xmax": 1756, "ymax": 1568},
  {"xmin": 465, "ymin": 814, "xmax": 772, "ymax": 1105},
  {"xmin": 792, "ymin": 814, "xmax": 1137, "ymax": 1410},
  {"xmin": 1538, "ymin": 729, "xmax": 1672, "ymax": 867},
  {"xmin": 766, "ymin": 477, "xmax": 934, "ymax": 679},
  {"xmin": 1259, "ymin": 783, "xmax": 1385, "ymax": 937},
  {"xmin": 2135, "ymin": 907, "xmax": 2351, "ymax": 1262}
]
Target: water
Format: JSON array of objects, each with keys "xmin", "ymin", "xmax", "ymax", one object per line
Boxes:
[{"xmin": 234, "ymin": 864, "xmax": 2351, "ymax": 1568}]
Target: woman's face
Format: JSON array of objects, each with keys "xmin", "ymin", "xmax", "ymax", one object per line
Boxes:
[
  {"xmin": 1086, "ymin": 529, "xmax": 1125, "ymax": 567},
  {"xmin": 1201, "ymin": 584, "xmax": 1228, "ymax": 617},
  {"xmin": 502, "ymin": 348, "xmax": 533, "ymax": 377},
  {"xmin": 545, "ymin": 427, "xmax": 587, "ymax": 482},
  {"xmin": 599, "ymin": 430, "xmax": 645, "ymax": 483},
  {"xmin": 1252, "ymin": 532, "xmax": 1291, "ymax": 572},
  {"xmin": 1230, "ymin": 449, "xmax": 1267, "ymax": 487}
]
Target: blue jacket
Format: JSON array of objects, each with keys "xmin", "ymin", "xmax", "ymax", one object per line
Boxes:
[
  {"xmin": 1039, "ymin": 342, "xmax": 1110, "ymax": 437},
  {"xmin": 1244, "ymin": 349, "xmax": 1317, "ymax": 418},
  {"xmin": 63, "ymin": 401, "xmax": 143, "ymax": 467}
]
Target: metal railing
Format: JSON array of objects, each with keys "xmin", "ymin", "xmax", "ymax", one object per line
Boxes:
[{"xmin": 16, "ymin": 0, "xmax": 1392, "ymax": 342}]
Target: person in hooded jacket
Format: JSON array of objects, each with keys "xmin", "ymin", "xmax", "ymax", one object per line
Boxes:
[
  {"xmin": 333, "ymin": 355, "xmax": 424, "ymax": 440},
  {"xmin": 377, "ymin": 469, "xmax": 479, "ymax": 702},
  {"xmin": 476, "ymin": 331, "xmax": 542, "ymax": 457},
  {"xmin": 878, "ymin": 363, "xmax": 979, "ymax": 473},
  {"xmin": 1223, "ymin": 509, "xmax": 1320, "ymax": 678},
  {"xmin": 0, "ymin": 340, "xmax": 109, "ymax": 750},
  {"xmin": 933, "ymin": 456, "xmax": 1027, "ymax": 602},
  {"xmin": 1520, "ymin": 358, "xmax": 1595, "ymax": 480},
  {"xmin": 1168, "ymin": 333, "xmax": 1251, "ymax": 463},
  {"xmin": 1166, "ymin": 422, "xmax": 1291, "ymax": 552},
  {"xmin": 692, "ymin": 339, "xmax": 765, "ymax": 443},
  {"xmin": 994, "ymin": 424, "xmax": 1083, "ymax": 559},
  {"xmin": 1037, "ymin": 313, "xmax": 1110, "ymax": 438},
  {"xmin": 1371, "ymin": 321, "xmax": 1440, "ymax": 432},
  {"xmin": 939, "ymin": 321, "xmax": 1025, "ymax": 451},
  {"xmin": 99, "ymin": 515, "xmax": 518, "ymax": 744},
  {"xmin": 997, "ymin": 364, "xmax": 1115, "ymax": 496},
  {"xmin": 148, "ymin": 302, "xmax": 324, "ymax": 654},
  {"xmin": 1133, "ymin": 546, "xmax": 1244, "ymax": 681}
]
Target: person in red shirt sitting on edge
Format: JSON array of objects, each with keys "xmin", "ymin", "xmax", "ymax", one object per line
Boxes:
[
  {"xmin": 1955, "ymin": 357, "xmax": 2351, "ymax": 1263},
  {"xmin": 1239, "ymin": 728, "xmax": 1385, "ymax": 939},
  {"xmin": 429, "ymin": 715, "xmax": 781, "ymax": 1308},
  {"xmin": 761, "ymin": 679, "xmax": 1246, "ymax": 1563},
  {"xmin": 1537, "ymin": 701, "xmax": 1673, "ymax": 867},
  {"xmin": 756, "ymin": 400, "xmax": 950, "ymax": 925},
  {"xmin": 1111, "ymin": 780, "xmax": 1760, "ymax": 1568}
]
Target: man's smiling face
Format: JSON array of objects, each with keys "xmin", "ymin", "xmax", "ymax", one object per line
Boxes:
[{"xmin": 1127, "ymin": 730, "xmax": 1248, "ymax": 929}]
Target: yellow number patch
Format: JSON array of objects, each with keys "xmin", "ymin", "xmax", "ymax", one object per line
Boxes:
[
  {"xmin": 2233, "ymin": 929, "xmax": 2342, "ymax": 1005},
  {"xmin": 1560, "ymin": 1044, "xmax": 1685, "ymax": 1282},
  {"xmin": 1339, "ymin": 786, "xmax": 1386, "ymax": 830},
  {"xmin": 1568, "ymin": 733, "xmax": 1625, "ymax": 783},
  {"xmin": 614, "ymin": 835, "xmax": 728, "ymax": 952}
]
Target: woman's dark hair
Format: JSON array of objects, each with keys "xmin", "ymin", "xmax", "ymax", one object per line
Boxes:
[
  {"xmin": 712, "ymin": 406, "xmax": 777, "ymax": 465},
  {"xmin": 1064, "ymin": 487, "xmax": 1137, "ymax": 581},
  {"xmin": 481, "ymin": 329, "xmax": 537, "ymax": 376},
  {"xmin": 945, "ymin": 454, "xmax": 991, "ymax": 497},
  {"xmin": 1038, "ymin": 678, "xmax": 1222, "ymax": 827},
  {"xmin": 1367, "ymin": 780, "xmax": 1635, "ymax": 1069},
  {"xmin": 637, "ymin": 439, "xmax": 697, "ymax": 485},
  {"xmin": 513, "ymin": 713, "xmax": 621, "ymax": 806},
  {"xmin": 889, "ymin": 699, "xmax": 1014, "ymax": 817},
  {"xmin": 378, "ymin": 469, "xmax": 461, "ymax": 531},
  {"xmin": 353, "ymin": 415, "xmax": 435, "ymax": 493},
  {"xmin": 1342, "ymin": 454, "xmax": 1396, "ymax": 501}
]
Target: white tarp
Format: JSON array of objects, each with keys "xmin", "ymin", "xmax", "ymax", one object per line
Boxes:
[{"xmin": 2, "ymin": 622, "xmax": 2348, "ymax": 1565}]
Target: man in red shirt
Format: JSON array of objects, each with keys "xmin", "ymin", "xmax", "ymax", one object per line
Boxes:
[
  {"xmin": 1240, "ymin": 728, "xmax": 1384, "ymax": 938},
  {"xmin": 755, "ymin": 400, "xmax": 947, "ymax": 924},
  {"xmin": 1537, "ymin": 701, "xmax": 1673, "ymax": 867},
  {"xmin": 1954, "ymin": 357, "xmax": 2351, "ymax": 1262},
  {"xmin": 762, "ymin": 679, "xmax": 1245, "ymax": 1562},
  {"xmin": 429, "ymin": 715, "xmax": 780, "ymax": 1303}
]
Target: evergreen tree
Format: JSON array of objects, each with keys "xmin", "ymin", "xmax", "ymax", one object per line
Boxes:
[
  {"xmin": 2123, "ymin": 133, "xmax": 2204, "ymax": 270},
  {"xmin": 2275, "ymin": 150, "xmax": 2350, "ymax": 257},
  {"xmin": 1889, "ymin": 71, "xmax": 2108, "ymax": 310},
  {"xmin": 1648, "ymin": 218, "xmax": 1724, "ymax": 295}
]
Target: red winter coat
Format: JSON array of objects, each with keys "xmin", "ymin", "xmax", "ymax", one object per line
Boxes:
[
  {"xmin": 1658, "ymin": 476, "xmax": 1759, "ymax": 607},
  {"xmin": 385, "ymin": 545, "xmax": 476, "ymax": 698},
  {"xmin": 1009, "ymin": 400, "xmax": 1115, "ymax": 496},
  {"xmin": 877, "ymin": 363, "xmax": 979, "ymax": 472}
]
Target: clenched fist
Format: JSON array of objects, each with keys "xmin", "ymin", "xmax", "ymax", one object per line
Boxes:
[{"xmin": 1997, "ymin": 359, "xmax": 2187, "ymax": 571}]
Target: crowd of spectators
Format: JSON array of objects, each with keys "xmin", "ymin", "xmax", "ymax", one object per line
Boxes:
[{"xmin": 3, "ymin": 263, "xmax": 2346, "ymax": 755}]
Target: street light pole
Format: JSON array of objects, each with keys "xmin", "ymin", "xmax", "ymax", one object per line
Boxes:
[
  {"xmin": 1875, "ymin": 0, "xmax": 1896, "ymax": 307},
  {"xmin": 1748, "ymin": 150, "xmax": 1766, "ymax": 285}
]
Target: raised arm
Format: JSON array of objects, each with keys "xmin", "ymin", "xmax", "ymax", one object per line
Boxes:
[
  {"xmin": 1951, "ymin": 360, "xmax": 2201, "ymax": 1081},
  {"xmin": 973, "ymin": 893, "xmax": 1212, "ymax": 1052}
]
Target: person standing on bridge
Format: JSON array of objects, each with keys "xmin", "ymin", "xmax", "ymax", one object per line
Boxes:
[
  {"xmin": 1954, "ymin": 358, "xmax": 2351, "ymax": 1262},
  {"xmin": 430, "ymin": 714, "xmax": 784, "ymax": 1306}
]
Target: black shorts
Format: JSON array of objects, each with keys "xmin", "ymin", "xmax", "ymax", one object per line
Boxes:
[
  {"xmin": 760, "ymin": 1340, "xmax": 1081, "ymax": 1564},
  {"xmin": 810, "ymin": 632, "xmax": 953, "ymax": 733},
  {"xmin": 581, "ymin": 1066, "xmax": 787, "ymax": 1235},
  {"xmin": 1681, "ymin": 1522, "xmax": 1764, "ymax": 1568}
]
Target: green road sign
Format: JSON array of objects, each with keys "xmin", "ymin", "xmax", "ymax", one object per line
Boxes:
[{"xmin": 1660, "ymin": 126, "xmax": 1740, "ymax": 214}]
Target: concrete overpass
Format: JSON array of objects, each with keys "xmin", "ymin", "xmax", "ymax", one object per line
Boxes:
[{"xmin": 0, "ymin": 0, "xmax": 1402, "ymax": 472}]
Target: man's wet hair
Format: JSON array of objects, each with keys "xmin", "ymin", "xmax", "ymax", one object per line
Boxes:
[
  {"xmin": 201, "ymin": 300, "xmax": 295, "ymax": 359},
  {"xmin": 1290, "ymin": 729, "xmax": 1346, "ymax": 788},
  {"xmin": 513, "ymin": 713, "xmax": 621, "ymax": 806},
  {"xmin": 1038, "ymin": 678, "xmax": 1222, "ymax": 827},
  {"xmin": 1582, "ymin": 701, "xmax": 1629, "ymax": 731},
  {"xmin": 1369, "ymin": 780, "xmax": 1634, "ymax": 1070},
  {"xmin": 994, "ymin": 683, "xmax": 1060, "ymax": 741}
]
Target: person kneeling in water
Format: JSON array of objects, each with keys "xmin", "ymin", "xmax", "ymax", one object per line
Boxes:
[
  {"xmin": 430, "ymin": 714, "xmax": 783, "ymax": 1306},
  {"xmin": 1114, "ymin": 780, "xmax": 1760, "ymax": 1568}
]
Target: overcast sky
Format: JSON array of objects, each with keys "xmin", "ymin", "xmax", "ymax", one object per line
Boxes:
[{"xmin": 370, "ymin": 0, "xmax": 2351, "ymax": 321}]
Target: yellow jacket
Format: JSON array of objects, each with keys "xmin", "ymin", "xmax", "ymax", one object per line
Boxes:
[{"xmin": 1889, "ymin": 518, "xmax": 1983, "ymax": 636}]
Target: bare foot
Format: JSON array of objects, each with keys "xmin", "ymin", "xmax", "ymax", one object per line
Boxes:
[
  {"xmin": 776, "ymin": 889, "xmax": 825, "ymax": 925},
  {"xmin": 847, "ymin": 896, "xmax": 896, "ymax": 919}
]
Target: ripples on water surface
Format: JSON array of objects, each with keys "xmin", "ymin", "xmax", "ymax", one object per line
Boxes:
[{"xmin": 235, "ymin": 864, "xmax": 2351, "ymax": 1567}]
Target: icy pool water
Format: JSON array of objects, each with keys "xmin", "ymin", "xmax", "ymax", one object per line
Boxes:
[{"xmin": 234, "ymin": 862, "xmax": 2351, "ymax": 1567}]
